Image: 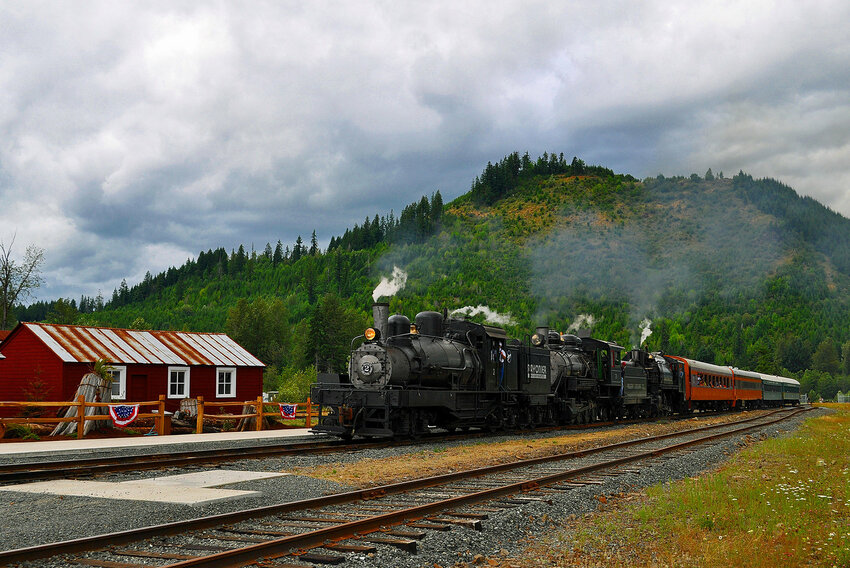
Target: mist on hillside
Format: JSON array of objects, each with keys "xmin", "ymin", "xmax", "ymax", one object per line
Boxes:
[{"xmin": 529, "ymin": 179, "xmax": 785, "ymax": 345}]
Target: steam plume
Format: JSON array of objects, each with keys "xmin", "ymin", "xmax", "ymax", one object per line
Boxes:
[
  {"xmin": 451, "ymin": 305, "xmax": 514, "ymax": 326},
  {"xmin": 639, "ymin": 318, "xmax": 652, "ymax": 345},
  {"xmin": 567, "ymin": 314, "xmax": 596, "ymax": 333},
  {"xmin": 372, "ymin": 266, "xmax": 408, "ymax": 301}
]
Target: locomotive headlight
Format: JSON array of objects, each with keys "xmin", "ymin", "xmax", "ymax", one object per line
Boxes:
[
  {"xmin": 364, "ymin": 327, "xmax": 380, "ymax": 341},
  {"xmin": 531, "ymin": 333, "xmax": 543, "ymax": 346}
]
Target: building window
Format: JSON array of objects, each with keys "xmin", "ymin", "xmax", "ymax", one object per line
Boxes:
[
  {"xmin": 108, "ymin": 366, "xmax": 127, "ymax": 400},
  {"xmin": 217, "ymin": 367, "xmax": 237, "ymax": 398},
  {"xmin": 168, "ymin": 366, "xmax": 190, "ymax": 399}
]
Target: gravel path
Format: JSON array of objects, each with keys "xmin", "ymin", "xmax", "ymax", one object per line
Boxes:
[{"xmin": 0, "ymin": 407, "xmax": 822, "ymax": 567}]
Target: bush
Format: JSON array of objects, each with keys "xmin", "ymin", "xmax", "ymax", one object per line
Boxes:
[
  {"xmin": 3, "ymin": 424, "xmax": 40, "ymax": 440},
  {"xmin": 276, "ymin": 365, "xmax": 317, "ymax": 403}
]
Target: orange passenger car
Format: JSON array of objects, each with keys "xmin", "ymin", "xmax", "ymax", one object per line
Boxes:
[
  {"xmin": 665, "ymin": 356, "xmax": 736, "ymax": 411},
  {"xmin": 731, "ymin": 368, "xmax": 763, "ymax": 409}
]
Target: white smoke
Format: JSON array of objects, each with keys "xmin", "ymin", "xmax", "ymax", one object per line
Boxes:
[
  {"xmin": 567, "ymin": 314, "xmax": 596, "ymax": 333},
  {"xmin": 639, "ymin": 318, "xmax": 652, "ymax": 345},
  {"xmin": 372, "ymin": 266, "xmax": 408, "ymax": 301},
  {"xmin": 451, "ymin": 305, "xmax": 515, "ymax": 326}
]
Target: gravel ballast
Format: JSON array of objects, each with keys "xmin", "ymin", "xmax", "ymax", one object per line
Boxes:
[{"xmin": 0, "ymin": 408, "xmax": 823, "ymax": 567}]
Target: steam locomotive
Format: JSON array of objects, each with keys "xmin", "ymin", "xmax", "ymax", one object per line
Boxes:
[{"xmin": 310, "ymin": 303, "xmax": 800, "ymax": 439}]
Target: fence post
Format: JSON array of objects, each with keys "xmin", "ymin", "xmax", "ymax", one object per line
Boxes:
[
  {"xmin": 306, "ymin": 396, "xmax": 312, "ymax": 428},
  {"xmin": 196, "ymin": 396, "xmax": 204, "ymax": 434},
  {"xmin": 157, "ymin": 395, "xmax": 166, "ymax": 435},
  {"xmin": 256, "ymin": 395, "xmax": 264, "ymax": 431},
  {"xmin": 76, "ymin": 395, "xmax": 85, "ymax": 438}
]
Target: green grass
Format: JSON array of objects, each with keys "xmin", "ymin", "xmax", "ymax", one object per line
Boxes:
[{"xmin": 524, "ymin": 408, "xmax": 850, "ymax": 567}]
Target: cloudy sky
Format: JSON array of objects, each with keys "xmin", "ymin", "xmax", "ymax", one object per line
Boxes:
[{"xmin": 2, "ymin": 1, "xmax": 849, "ymax": 302}]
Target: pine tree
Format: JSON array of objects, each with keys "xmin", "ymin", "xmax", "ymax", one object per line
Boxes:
[
  {"xmin": 273, "ymin": 240, "xmax": 283, "ymax": 266},
  {"xmin": 430, "ymin": 190, "xmax": 443, "ymax": 224},
  {"xmin": 293, "ymin": 236, "xmax": 303, "ymax": 261},
  {"xmin": 309, "ymin": 230, "xmax": 319, "ymax": 256}
]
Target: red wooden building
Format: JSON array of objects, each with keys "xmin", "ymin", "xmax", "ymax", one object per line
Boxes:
[{"xmin": 0, "ymin": 322, "xmax": 264, "ymax": 411}]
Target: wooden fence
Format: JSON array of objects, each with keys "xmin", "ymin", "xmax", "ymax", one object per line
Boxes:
[
  {"xmin": 0, "ymin": 396, "xmax": 317, "ymax": 438},
  {"xmin": 0, "ymin": 395, "xmax": 168, "ymax": 438},
  {"xmin": 196, "ymin": 396, "xmax": 317, "ymax": 432}
]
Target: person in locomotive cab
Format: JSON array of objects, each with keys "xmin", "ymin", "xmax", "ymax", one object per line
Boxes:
[{"xmin": 491, "ymin": 339, "xmax": 507, "ymax": 388}]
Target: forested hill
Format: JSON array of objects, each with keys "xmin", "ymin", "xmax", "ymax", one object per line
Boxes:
[{"xmin": 15, "ymin": 153, "xmax": 850, "ymax": 401}]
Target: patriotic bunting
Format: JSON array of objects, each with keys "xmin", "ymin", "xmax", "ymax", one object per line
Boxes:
[
  {"xmin": 109, "ymin": 404, "xmax": 140, "ymax": 427},
  {"xmin": 279, "ymin": 403, "xmax": 298, "ymax": 420}
]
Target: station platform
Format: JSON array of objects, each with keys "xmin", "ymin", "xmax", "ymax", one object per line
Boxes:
[{"xmin": 0, "ymin": 427, "xmax": 319, "ymax": 456}]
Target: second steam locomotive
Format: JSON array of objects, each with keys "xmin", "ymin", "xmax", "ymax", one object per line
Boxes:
[{"xmin": 311, "ymin": 303, "xmax": 800, "ymax": 439}]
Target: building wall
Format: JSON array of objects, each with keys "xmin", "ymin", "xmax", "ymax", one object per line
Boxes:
[
  {"xmin": 0, "ymin": 326, "xmax": 64, "ymax": 408},
  {"xmin": 114, "ymin": 365, "xmax": 264, "ymax": 412},
  {"xmin": 1, "ymin": 326, "xmax": 264, "ymax": 415}
]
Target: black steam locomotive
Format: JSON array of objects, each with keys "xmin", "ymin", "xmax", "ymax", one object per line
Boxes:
[{"xmin": 311, "ymin": 303, "xmax": 686, "ymax": 439}]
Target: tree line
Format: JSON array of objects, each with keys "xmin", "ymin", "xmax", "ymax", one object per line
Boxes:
[
  {"xmin": 469, "ymin": 151, "xmax": 625, "ymax": 205},
  {"xmin": 9, "ymin": 153, "xmax": 850, "ymax": 405}
]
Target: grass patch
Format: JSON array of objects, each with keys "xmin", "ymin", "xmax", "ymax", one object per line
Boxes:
[
  {"xmin": 2, "ymin": 424, "xmax": 40, "ymax": 440},
  {"xmin": 521, "ymin": 409, "xmax": 850, "ymax": 567},
  {"xmin": 291, "ymin": 411, "xmax": 776, "ymax": 488}
]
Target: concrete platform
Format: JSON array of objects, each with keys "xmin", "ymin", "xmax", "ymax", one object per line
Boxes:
[
  {"xmin": 2, "ymin": 470, "xmax": 291, "ymax": 506},
  {"xmin": 0, "ymin": 427, "xmax": 320, "ymax": 456}
]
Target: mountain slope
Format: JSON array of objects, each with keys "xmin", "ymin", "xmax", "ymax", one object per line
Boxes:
[{"xmin": 15, "ymin": 156, "xmax": 850, "ymax": 399}]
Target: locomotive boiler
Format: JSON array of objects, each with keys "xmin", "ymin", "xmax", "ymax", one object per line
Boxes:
[
  {"xmin": 310, "ymin": 302, "xmax": 801, "ymax": 440},
  {"xmin": 348, "ymin": 305, "xmax": 478, "ymax": 390},
  {"xmin": 312, "ymin": 302, "xmax": 552, "ymax": 438}
]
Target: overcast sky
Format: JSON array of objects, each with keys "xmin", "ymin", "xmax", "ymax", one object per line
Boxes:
[{"xmin": 2, "ymin": 1, "xmax": 849, "ymax": 303}]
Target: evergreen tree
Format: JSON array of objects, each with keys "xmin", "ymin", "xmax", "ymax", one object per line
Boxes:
[
  {"xmin": 292, "ymin": 236, "xmax": 303, "ymax": 261},
  {"xmin": 430, "ymin": 190, "xmax": 443, "ymax": 223},
  {"xmin": 305, "ymin": 293, "xmax": 369, "ymax": 372},
  {"xmin": 118, "ymin": 279, "xmax": 130, "ymax": 304},
  {"xmin": 230, "ymin": 245, "xmax": 247, "ymax": 274},
  {"xmin": 273, "ymin": 240, "xmax": 283, "ymax": 266},
  {"xmin": 813, "ymin": 340, "xmax": 840, "ymax": 375},
  {"xmin": 775, "ymin": 334, "xmax": 811, "ymax": 372},
  {"xmin": 842, "ymin": 340, "xmax": 850, "ymax": 376},
  {"xmin": 309, "ymin": 230, "xmax": 319, "ymax": 256}
]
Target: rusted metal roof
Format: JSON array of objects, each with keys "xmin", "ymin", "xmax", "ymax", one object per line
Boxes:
[{"xmin": 22, "ymin": 322, "xmax": 264, "ymax": 367}]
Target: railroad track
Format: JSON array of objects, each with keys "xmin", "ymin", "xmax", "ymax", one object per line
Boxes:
[
  {"xmin": 0, "ymin": 406, "xmax": 811, "ymax": 568},
  {"xmin": 0, "ymin": 409, "xmax": 736, "ymax": 484},
  {"xmin": 0, "ymin": 438, "xmax": 350, "ymax": 484}
]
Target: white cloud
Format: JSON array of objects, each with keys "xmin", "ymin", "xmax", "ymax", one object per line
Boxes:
[{"xmin": 0, "ymin": 1, "xmax": 849, "ymax": 301}]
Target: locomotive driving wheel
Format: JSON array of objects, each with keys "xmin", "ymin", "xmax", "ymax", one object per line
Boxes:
[{"xmin": 484, "ymin": 407, "xmax": 504, "ymax": 432}]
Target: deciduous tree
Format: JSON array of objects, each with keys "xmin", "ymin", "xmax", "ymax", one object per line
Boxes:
[
  {"xmin": 0, "ymin": 236, "xmax": 45, "ymax": 329},
  {"xmin": 812, "ymin": 339, "xmax": 840, "ymax": 375}
]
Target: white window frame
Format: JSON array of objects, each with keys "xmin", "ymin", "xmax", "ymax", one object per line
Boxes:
[
  {"xmin": 216, "ymin": 367, "xmax": 237, "ymax": 398},
  {"xmin": 168, "ymin": 366, "xmax": 190, "ymax": 399},
  {"xmin": 108, "ymin": 365, "xmax": 127, "ymax": 400}
]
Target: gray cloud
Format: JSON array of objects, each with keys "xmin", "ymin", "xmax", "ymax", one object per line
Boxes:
[{"xmin": 1, "ymin": 1, "xmax": 849, "ymax": 301}]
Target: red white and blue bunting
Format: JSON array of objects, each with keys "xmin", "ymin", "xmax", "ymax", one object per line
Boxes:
[
  {"xmin": 278, "ymin": 403, "xmax": 298, "ymax": 420},
  {"xmin": 109, "ymin": 404, "xmax": 140, "ymax": 427}
]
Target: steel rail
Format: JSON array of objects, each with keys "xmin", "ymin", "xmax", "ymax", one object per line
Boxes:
[
  {"xmin": 0, "ymin": 439, "xmax": 349, "ymax": 483},
  {"xmin": 0, "ymin": 408, "xmax": 736, "ymax": 484},
  {"xmin": 160, "ymin": 407, "xmax": 812, "ymax": 568},
  {"xmin": 0, "ymin": 407, "xmax": 808, "ymax": 566}
]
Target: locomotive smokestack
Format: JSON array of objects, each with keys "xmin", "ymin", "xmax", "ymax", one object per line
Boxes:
[
  {"xmin": 534, "ymin": 326, "xmax": 549, "ymax": 347},
  {"xmin": 372, "ymin": 302, "xmax": 389, "ymax": 340}
]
